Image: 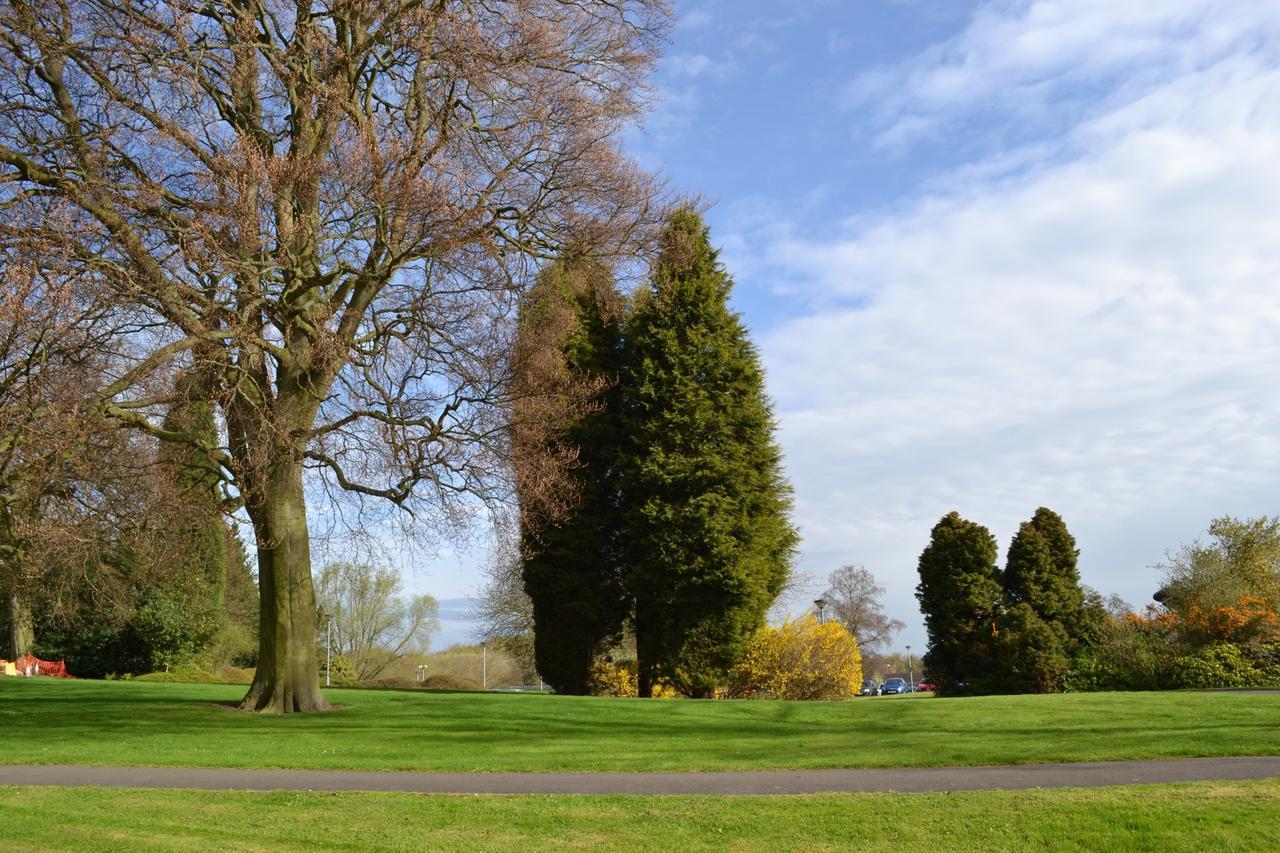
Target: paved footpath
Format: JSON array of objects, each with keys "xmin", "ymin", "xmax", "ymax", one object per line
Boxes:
[{"xmin": 2, "ymin": 757, "xmax": 1278, "ymax": 795}]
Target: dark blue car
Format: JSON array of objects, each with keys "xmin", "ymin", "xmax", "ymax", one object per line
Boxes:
[{"xmin": 880, "ymin": 677, "xmax": 910, "ymax": 695}]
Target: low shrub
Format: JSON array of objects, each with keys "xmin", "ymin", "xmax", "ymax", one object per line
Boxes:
[
  {"xmin": 363, "ymin": 676, "xmax": 422, "ymax": 690},
  {"xmin": 323, "ymin": 655, "xmax": 360, "ymax": 687},
  {"xmin": 133, "ymin": 665, "xmax": 253, "ymax": 685},
  {"xmin": 421, "ymin": 674, "xmax": 484, "ymax": 691},
  {"xmin": 1171, "ymin": 643, "xmax": 1264, "ymax": 689}
]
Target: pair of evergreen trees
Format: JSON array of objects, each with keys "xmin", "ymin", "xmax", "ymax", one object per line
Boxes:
[
  {"xmin": 916, "ymin": 507, "xmax": 1088, "ymax": 695},
  {"xmin": 515, "ymin": 210, "xmax": 797, "ymax": 697}
]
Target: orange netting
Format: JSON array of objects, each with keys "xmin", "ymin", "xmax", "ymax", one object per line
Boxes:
[{"xmin": 11, "ymin": 655, "xmax": 73, "ymax": 678}]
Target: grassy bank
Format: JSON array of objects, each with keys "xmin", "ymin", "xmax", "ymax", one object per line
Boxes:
[
  {"xmin": 1, "ymin": 781, "xmax": 1277, "ymax": 851},
  {"xmin": 1, "ymin": 678, "xmax": 1276, "ymax": 772}
]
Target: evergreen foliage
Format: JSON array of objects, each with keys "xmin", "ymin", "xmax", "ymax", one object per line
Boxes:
[
  {"xmin": 158, "ymin": 371, "xmax": 230, "ymax": 608},
  {"xmin": 1004, "ymin": 507, "xmax": 1086, "ymax": 637},
  {"xmin": 990, "ymin": 602, "xmax": 1071, "ymax": 694},
  {"xmin": 621, "ymin": 209, "xmax": 797, "ymax": 697},
  {"xmin": 515, "ymin": 250, "xmax": 630, "ymax": 695},
  {"xmin": 30, "ymin": 373, "xmax": 259, "ymax": 677},
  {"xmin": 996, "ymin": 507, "xmax": 1086, "ymax": 691},
  {"xmin": 915, "ymin": 511, "xmax": 1002, "ymax": 695}
]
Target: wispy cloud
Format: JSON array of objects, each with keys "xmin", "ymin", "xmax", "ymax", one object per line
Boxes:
[{"xmin": 850, "ymin": 0, "xmax": 1280, "ymax": 150}]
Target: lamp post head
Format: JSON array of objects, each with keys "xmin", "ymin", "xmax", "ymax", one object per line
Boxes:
[{"xmin": 813, "ymin": 598, "xmax": 829, "ymax": 624}]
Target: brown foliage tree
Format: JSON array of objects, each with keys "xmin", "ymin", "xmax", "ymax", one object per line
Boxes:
[
  {"xmin": 0, "ymin": 0, "xmax": 669, "ymax": 711},
  {"xmin": 0, "ymin": 263, "xmax": 115, "ymax": 659}
]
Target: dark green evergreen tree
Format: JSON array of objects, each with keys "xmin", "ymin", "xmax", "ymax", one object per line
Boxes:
[
  {"xmin": 1003, "ymin": 508, "xmax": 1087, "ymax": 641},
  {"xmin": 621, "ymin": 209, "xmax": 797, "ymax": 697},
  {"xmin": 916, "ymin": 511, "xmax": 1002, "ymax": 695},
  {"xmin": 995, "ymin": 507, "xmax": 1089, "ymax": 692},
  {"xmin": 515, "ymin": 249, "xmax": 630, "ymax": 695},
  {"xmin": 158, "ymin": 371, "xmax": 230, "ymax": 608},
  {"xmin": 990, "ymin": 602, "xmax": 1071, "ymax": 694}
]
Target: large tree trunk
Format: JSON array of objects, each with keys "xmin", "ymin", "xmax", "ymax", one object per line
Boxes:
[
  {"xmin": 6, "ymin": 590, "xmax": 34, "ymax": 660},
  {"xmin": 238, "ymin": 461, "xmax": 332, "ymax": 713}
]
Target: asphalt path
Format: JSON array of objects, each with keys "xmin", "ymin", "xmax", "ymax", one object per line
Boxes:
[{"xmin": 2, "ymin": 756, "xmax": 1278, "ymax": 795}]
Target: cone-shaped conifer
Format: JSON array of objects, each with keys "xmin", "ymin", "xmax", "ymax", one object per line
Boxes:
[
  {"xmin": 621, "ymin": 209, "xmax": 797, "ymax": 697},
  {"xmin": 916, "ymin": 511, "xmax": 1002, "ymax": 695}
]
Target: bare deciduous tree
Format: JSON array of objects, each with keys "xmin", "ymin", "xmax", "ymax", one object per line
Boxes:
[
  {"xmin": 0, "ymin": 263, "xmax": 113, "ymax": 659},
  {"xmin": 823, "ymin": 565, "xmax": 905, "ymax": 655},
  {"xmin": 468, "ymin": 531, "xmax": 537, "ymax": 678},
  {"xmin": 470, "ymin": 533, "xmax": 534, "ymax": 642},
  {"xmin": 0, "ymin": 0, "xmax": 669, "ymax": 711}
]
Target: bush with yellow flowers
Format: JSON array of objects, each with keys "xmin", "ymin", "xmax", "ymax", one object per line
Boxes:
[
  {"xmin": 588, "ymin": 660, "xmax": 683, "ymax": 698},
  {"xmin": 588, "ymin": 660, "xmax": 638, "ymax": 697},
  {"xmin": 729, "ymin": 616, "xmax": 862, "ymax": 700}
]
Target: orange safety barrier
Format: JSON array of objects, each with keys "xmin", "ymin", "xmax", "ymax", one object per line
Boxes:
[{"xmin": 12, "ymin": 655, "xmax": 73, "ymax": 678}]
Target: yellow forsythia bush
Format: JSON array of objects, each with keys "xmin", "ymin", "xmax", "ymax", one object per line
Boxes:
[
  {"xmin": 730, "ymin": 616, "xmax": 862, "ymax": 700},
  {"xmin": 589, "ymin": 661, "xmax": 638, "ymax": 697},
  {"xmin": 588, "ymin": 661, "xmax": 683, "ymax": 698}
]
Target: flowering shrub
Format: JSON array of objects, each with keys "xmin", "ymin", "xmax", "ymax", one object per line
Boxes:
[
  {"xmin": 729, "ymin": 616, "xmax": 862, "ymax": 700},
  {"xmin": 588, "ymin": 660, "xmax": 680, "ymax": 698},
  {"xmin": 1179, "ymin": 596, "xmax": 1280, "ymax": 646},
  {"xmin": 589, "ymin": 661, "xmax": 637, "ymax": 697},
  {"xmin": 324, "ymin": 654, "xmax": 360, "ymax": 687}
]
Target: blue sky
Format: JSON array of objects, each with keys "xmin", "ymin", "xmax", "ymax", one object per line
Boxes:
[{"xmin": 421, "ymin": 0, "xmax": 1280, "ymax": 651}]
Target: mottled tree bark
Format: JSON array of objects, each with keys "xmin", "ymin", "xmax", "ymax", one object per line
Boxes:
[{"xmin": 239, "ymin": 462, "xmax": 330, "ymax": 713}]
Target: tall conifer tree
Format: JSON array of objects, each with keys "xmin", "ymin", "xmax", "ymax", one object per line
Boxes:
[
  {"xmin": 514, "ymin": 250, "xmax": 629, "ymax": 695},
  {"xmin": 621, "ymin": 209, "xmax": 797, "ymax": 697},
  {"xmin": 916, "ymin": 511, "xmax": 1002, "ymax": 695},
  {"xmin": 996, "ymin": 507, "xmax": 1086, "ymax": 692}
]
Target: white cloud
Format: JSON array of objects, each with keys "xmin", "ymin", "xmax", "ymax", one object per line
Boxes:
[
  {"xmin": 760, "ymin": 2, "xmax": 1280, "ymax": 631},
  {"xmin": 664, "ymin": 52, "xmax": 739, "ymax": 81},
  {"xmin": 679, "ymin": 9, "xmax": 714, "ymax": 31},
  {"xmin": 851, "ymin": 0, "xmax": 1280, "ymax": 149}
]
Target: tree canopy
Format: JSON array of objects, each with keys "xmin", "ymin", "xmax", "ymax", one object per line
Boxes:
[
  {"xmin": 0, "ymin": 0, "xmax": 669, "ymax": 711},
  {"xmin": 822, "ymin": 564, "xmax": 904, "ymax": 656}
]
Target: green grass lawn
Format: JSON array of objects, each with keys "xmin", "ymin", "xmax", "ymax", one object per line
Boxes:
[
  {"xmin": 1, "ymin": 678, "xmax": 1277, "ymax": 772},
  {"xmin": 1, "ymin": 781, "xmax": 1277, "ymax": 851}
]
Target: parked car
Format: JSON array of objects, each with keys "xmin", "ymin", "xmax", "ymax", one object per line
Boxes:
[
  {"xmin": 858, "ymin": 680, "xmax": 880, "ymax": 696},
  {"xmin": 915, "ymin": 679, "xmax": 938, "ymax": 692},
  {"xmin": 880, "ymin": 677, "xmax": 910, "ymax": 695}
]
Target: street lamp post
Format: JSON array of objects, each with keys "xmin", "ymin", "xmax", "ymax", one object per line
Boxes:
[
  {"xmin": 481, "ymin": 639, "xmax": 488, "ymax": 689},
  {"xmin": 906, "ymin": 645, "xmax": 914, "ymax": 691},
  {"xmin": 813, "ymin": 598, "xmax": 828, "ymax": 624}
]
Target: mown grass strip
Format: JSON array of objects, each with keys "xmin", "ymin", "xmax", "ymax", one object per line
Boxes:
[
  {"xmin": 1, "ymin": 678, "xmax": 1276, "ymax": 772},
  {"xmin": 1, "ymin": 781, "xmax": 1278, "ymax": 852}
]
